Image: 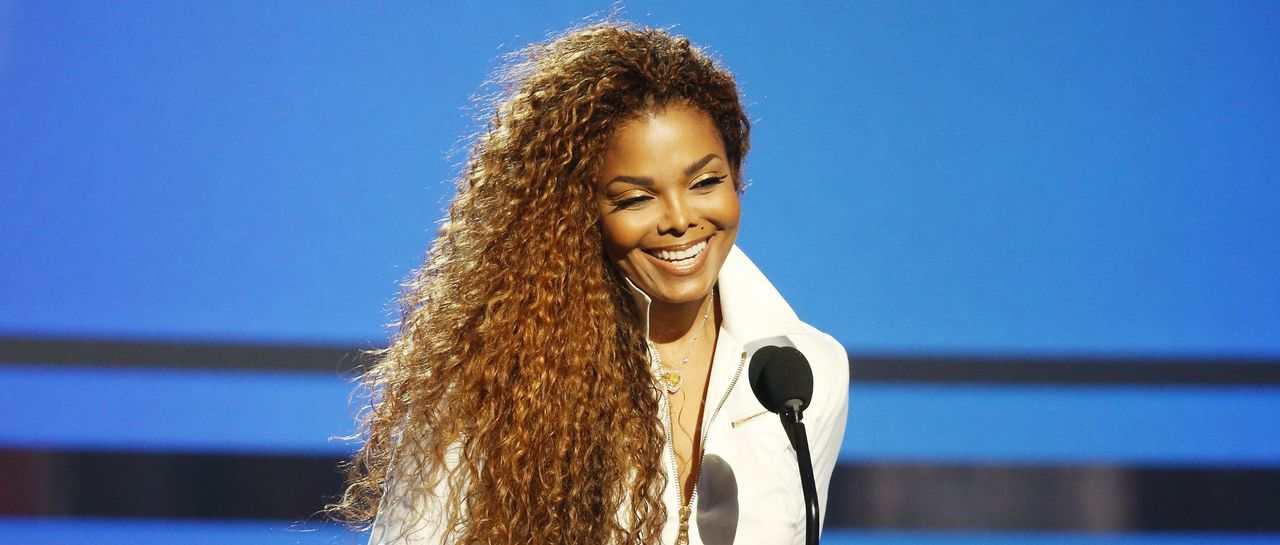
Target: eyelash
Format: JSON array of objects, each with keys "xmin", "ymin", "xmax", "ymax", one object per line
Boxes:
[
  {"xmin": 613, "ymin": 195, "xmax": 651, "ymax": 209},
  {"xmin": 694, "ymin": 175, "xmax": 726, "ymax": 189},
  {"xmin": 610, "ymin": 176, "xmax": 727, "ymax": 209}
]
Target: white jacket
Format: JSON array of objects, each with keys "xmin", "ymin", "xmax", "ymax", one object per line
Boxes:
[
  {"xmin": 370, "ymin": 246, "xmax": 849, "ymax": 545},
  {"xmin": 633, "ymin": 246, "xmax": 848, "ymax": 545}
]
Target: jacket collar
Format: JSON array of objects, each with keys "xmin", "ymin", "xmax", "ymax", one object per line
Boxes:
[{"xmin": 622, "ymin": 245, "xmax": 807, "ymax": 344}]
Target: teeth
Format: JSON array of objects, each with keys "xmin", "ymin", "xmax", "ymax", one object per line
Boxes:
[{"xmin": 653, "ymin": 240, "xmax": 707, "ymax": 262}]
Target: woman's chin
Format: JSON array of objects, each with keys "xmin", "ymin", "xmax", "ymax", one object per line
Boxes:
[{"xmin": 642, "ymin": 278, "xmax": 717, "ymax": 306}]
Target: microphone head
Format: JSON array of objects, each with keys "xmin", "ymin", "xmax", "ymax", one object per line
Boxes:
[{"xmin": 748, "ymin": 345, "xmax": 814, "ymax": 414}]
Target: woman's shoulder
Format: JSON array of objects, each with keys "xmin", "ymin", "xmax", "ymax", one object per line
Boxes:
[{"xmin": 792, "ymin": 323, "xmax": 849, "ymax": 382}]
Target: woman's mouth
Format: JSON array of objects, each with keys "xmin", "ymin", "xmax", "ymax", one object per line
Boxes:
[
  {"xmin": 642, "ymin": 236, "xmax": 711, "ymax": 275},
  {"xmin": 649, "ymin": 239, "xmax": 707, "ymax": 263}
]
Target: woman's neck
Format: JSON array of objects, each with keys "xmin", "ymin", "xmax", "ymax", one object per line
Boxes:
[{"xmin": 647, "ymin": 290, "xmax": 716, "ymax": 345}]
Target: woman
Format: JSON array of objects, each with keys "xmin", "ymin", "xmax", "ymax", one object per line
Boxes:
[{"xmin": 332, "ymin": 22, "xmax": 848, "ymax": 545}]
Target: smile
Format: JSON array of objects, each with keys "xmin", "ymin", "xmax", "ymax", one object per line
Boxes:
[
  {"xmin": 646, "ymin": 238, "xmax": 708, "ymax": 263},
  {"xmin": 641, "ymin": 235, "xmax": 714, "ymax": 275}
]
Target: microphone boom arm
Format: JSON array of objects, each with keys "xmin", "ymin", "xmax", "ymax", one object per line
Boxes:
[{"xmin": 781, "ymin": 399, "xmax": 820, "ymax": 545}]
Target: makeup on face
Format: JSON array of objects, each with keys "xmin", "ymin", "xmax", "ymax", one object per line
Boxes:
[{"xmin": 595, "ymin": 104, "xmax": 741, "ymax": 306}]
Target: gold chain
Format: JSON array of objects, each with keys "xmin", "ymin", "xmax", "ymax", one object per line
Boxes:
[{"xmin": 648, "ymin": 289, "xmax": 714, "ymax": 395}]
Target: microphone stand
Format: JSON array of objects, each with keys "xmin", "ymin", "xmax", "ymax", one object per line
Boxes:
[{"xmin": 780, "ymin": 399, "xmax": 820, "ymax": 545}]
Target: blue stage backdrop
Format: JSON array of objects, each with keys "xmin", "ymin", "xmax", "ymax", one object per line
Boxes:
[{"xmin": 1, "ymin": 1, "xmax": 1278, "ymax": 544}]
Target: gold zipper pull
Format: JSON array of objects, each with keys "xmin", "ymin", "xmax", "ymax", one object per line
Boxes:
[{"xmin": 675, "ymin": 504, "xmax": 692, "ymax": 545}]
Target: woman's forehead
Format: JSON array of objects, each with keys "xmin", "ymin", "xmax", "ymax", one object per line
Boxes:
[{"xmin": 599, "ymin": 106, "xmax": 727, "ymax": 179}]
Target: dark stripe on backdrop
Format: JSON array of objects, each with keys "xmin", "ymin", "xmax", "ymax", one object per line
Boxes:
[
  {"xmin": 4, "ymin": 336, "xmax": 1279, "ymax": 385},
  {"xmin": 826, "ymin": 463, "xmax": 1280, "ymax": 532},
  {"xmin": 850, "ymin": 354, "xmax": 1280, "ymax": 385},
  {"xmin": 0, "ymin": 449, "xmax": 345, "ymax": 521},
  {"xmin": 3, "ymin": 449, "xmax": 1278, "ymax": 532},
  {"xmin": 0, "ymin": 337, "xmax": 364, "ymax": 373}
]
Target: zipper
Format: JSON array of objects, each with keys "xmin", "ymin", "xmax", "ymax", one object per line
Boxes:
[
  {"xmin": 662, "ymin": 349, "xmax": 748, "ymax": 545},
  {"xmin": 660, "ymin": 394, "xmax": 689, "ymax": 544}
]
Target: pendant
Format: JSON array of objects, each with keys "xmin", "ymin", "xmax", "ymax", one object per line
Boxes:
[{"xmin": 657, "ymin": 366, "xmax": 682, "ymax": 395}]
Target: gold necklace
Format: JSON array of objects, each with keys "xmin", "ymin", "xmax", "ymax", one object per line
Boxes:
[{"xmin": 647, "ymin": 290, "xmax": 714, "ymax": 395}]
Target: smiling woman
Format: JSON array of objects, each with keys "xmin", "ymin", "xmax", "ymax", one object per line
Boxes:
[
  {"xmin": 596, "ymin": 105, "xmax": 741, "ymax": 308},
  {"xmin": 330, "ymin": 21, "xmax": 848, "ymax": 545}
]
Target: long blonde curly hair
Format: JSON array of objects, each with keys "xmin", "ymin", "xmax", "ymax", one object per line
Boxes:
[{"xmin": 331, "ymin": 22, "xmax": 750, "ymax": 544}]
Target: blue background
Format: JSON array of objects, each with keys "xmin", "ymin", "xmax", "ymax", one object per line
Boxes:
[
  {"xmin": 2, "ymin": 1, "xmax": 1279, "ymax": 544},
  {"xmin": 3, "ymin": 1, "xmax": 1277, "ymax": 357}
]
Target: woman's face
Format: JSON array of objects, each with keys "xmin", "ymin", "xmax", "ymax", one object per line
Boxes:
[{"xmin": 595, "ymin": 104, "xmax": 741, "ymax": 305}]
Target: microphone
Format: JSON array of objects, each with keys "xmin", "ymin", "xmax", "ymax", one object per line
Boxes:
[
  {"xmin": 748, "ymin": 345, "xmax": 821, "ymax": 545},
  {"xmin": 748, "ymin": 345, "xmax": 814, "ymax": 415}
]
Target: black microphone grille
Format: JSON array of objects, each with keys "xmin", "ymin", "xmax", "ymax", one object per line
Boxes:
[{"xmin": 748, "ymin": 345, "xmax": 815, "ymax": 414}]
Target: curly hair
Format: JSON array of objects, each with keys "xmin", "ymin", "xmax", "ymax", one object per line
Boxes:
[{"xmin": 330, "ymin": 21, "xmax": 750, "ymax": 545}]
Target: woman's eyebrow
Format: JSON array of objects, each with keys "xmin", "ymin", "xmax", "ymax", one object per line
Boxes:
[
  {"xmin": 606, "ymin": 153, "xmax": 725, "ymax": 187},
  {"xmin": 683, "ymin": 153, "xmax": 721, "ymax": 175},
  {"xmin": 607, "ymin": 175, "xmax": 654, "ymax": 187}
]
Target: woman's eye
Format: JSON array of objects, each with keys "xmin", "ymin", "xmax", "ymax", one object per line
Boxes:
[
  {"xmin": 613, "ymin": 195, "xmax": 652, "ymax": 209},
  {"xmin": 693, "ymin": 176, "xmax": 726, "ymax": 189}
]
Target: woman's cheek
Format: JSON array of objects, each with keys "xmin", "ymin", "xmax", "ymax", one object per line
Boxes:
[{"xmin": 600, "ymin": 211, "xmax": 644, "ymax": 259}]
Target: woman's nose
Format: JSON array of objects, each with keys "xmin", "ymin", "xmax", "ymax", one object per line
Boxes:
[{"xmin": 658, "ymin": 194, "xmax": 697, "ymax": 235}]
